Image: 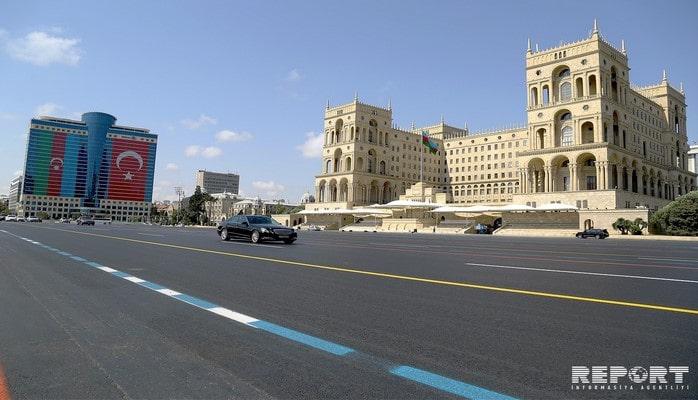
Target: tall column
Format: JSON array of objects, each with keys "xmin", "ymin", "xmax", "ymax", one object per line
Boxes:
[
  {"xmin": 615, "ymin": 165, "xmax": 622, "ymax": 190},
  {"xmin": 543, "ymin": 167, "xmax": 550, "ymax": 193},
  {"xmin": 569, "ymin": 164, "xmax": 576, "ymax": 191},
  {"xmin": 637, "ymin": 172, "xmax": 643, "ymax": 195}
]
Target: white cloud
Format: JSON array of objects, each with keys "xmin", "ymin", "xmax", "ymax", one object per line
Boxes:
[
  {"xmin": 296, "ymin": 131, "xmax": 324, "ymax": 158},
  {"xmin": 201, "ymin": 146, "xmax": 222, "ymax": 158},
  {"xmin": 186, "ymin": 145, "xmax": 222, "ymax": 158},
  {"xmin": 285, "ymin": 68, "xmax": 302, "ymax": 82},
  {"xmin": 180, "ymin": 114, "xmax": 217, "ymax": 129},
  {"xmin": 252, "ymin": 180, "xmax": 285, "ymax": 197},
  {"xmin": 35, "ymin": 102, "xmax": 61, "ymax": 117},
  {"xmin": 165, "ymin": 163, "xmax": 179, "ymax": 171},
  {"xmin": 215, "ymin": 129, "xmax": 253, "ymax": 142},
  {"xmin": 4, "ymin": 30, "xmax": 81, "ymax": 66},
  {"xmin": 185, "ymin": 145, "xmax": 201, "ymax": 157}
]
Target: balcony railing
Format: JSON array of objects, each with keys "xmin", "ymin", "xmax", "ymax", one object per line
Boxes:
[{"xmin": 527, "ymin": 94, "xmax": 601, "ymax": 110}]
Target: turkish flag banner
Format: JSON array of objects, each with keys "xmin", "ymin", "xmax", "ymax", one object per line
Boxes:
[{"xmin": 107, "ymin": 138, "xmax": 151, "ymax": 201}]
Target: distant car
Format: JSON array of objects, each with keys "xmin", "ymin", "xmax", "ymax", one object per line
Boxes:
[
  {"xmin": 5, "ymin": 215, "xmax": 17, "ymax": 222},
  {"xmin": 306, "ymin": 225, "xmax": 321, "ymax": 231},
  {"xmin": 474, "ymin": 223, "xmax": 493, "ymax": 234},
  {"xmin": 77, "ymin": 217, "xmax": 95, "ymax": 226},
  {"xmin": 218, "ymin": 215, "xmax": 297, "ymax": 244},
  {"xmin": 576, "ymin": 228, "xmax": 609, "ymax": 239},
  {"xmin": 59, "ymin": 218, "xmax": 71, "ymax": 223},
  {"xmin": 0, "ymin": 215, "xmax": 5, "ymax": 221},
  {"xmin": 26, "ymin": 216, "xmax": 41, "ymax": 223},
  {"xmin": 15, "ymin": 216, "xmax": 27, "ymax": 222}
]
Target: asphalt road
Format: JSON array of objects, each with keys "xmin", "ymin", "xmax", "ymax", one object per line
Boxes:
[{"xmin": 0, "ymin": 222, "xmax": 696, "ymax": 399}]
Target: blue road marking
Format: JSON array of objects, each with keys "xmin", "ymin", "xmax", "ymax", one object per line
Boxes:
[
  {"xmin": 172, "ymin": 293, "xmax": 218, "ymax": 310},
  {"xmin": 58, "ymin": 251, "xmax": 71, "ymax": 256},
  {"xmin": 70, "ymin": 256, "xmax": 86, "ymax": 262},
  {"xmin": 391, "ymin": 366, "xmax": 518, "ymax": 400},
  {"xmin": 249, "ymin": 320, "xmax": 354, "ymax": 356},
  {"xmin": 110, "ymin": 271, "xmax": 131, "ymax": 278},
  {"xmin": 85, "ymin": 261, "xmax": 104, "ymax": 269}
]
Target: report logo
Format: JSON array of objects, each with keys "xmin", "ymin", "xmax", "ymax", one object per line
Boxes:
[{"xmin": 571, "ymin": 365, "xmax": 690, "ymax": 392}]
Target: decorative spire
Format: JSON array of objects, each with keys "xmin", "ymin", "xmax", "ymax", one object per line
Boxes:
[
  {"xmin": 662, "ymin": 69, "xmax": 667, "ymax": 82},
  {"xmin": 411, "ymin": 121, "xmax": 415, "ymax": 131},
  {"xmin": 621, "ymin": 39, "xmax": 626, "ymax": 54},
  {"xmin": 387, "ymin": 98, "xmax": 392, "ymax": 110},
  {"xmin": 527, "ymin": 38, "xmax": 532, "ymax": 54},
  {"xmin": 464, "ymin": 122, "xmax": 468, "ymax": 131},
  {"xmin": 440, "ymin": 114, "xmax": 444, "ymax": 124},
  {"xmin": 591, "ymin": 19, "xmax": 599, "ymax": 36},
  {"xmin": 326, "ymin": 99, "xmax": 330, "ymax": 110},
  {"xmin": 354, "ymin": 91, "xmax": 358, "ymax": 102},
  {"xmin": 535, "ymin": 43, "xmax": 539, "ymax": 52},
  {"xmin": 680, "ymin": 82, "xmax": 685, "ymax": 94}
]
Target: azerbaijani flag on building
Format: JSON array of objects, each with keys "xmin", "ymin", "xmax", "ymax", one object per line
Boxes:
[{"xmin": 421, "ymin": 130, "xmax": 439, "ymax": 154}]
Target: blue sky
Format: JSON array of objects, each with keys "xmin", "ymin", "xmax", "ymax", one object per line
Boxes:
[{"xmin": 1, "ymin": 0, "xmax": 697, "ymax": 202}]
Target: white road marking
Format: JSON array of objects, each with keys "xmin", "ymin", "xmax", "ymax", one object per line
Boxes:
[
  {"xmin": 137, "ymin": 232, "xmax": 165, "ymax": 237},
  {"xmin": 208, "ymin": 307, "xmax": 259, "ymax": 325},
  {"xmin": 638, "ymin": 257, "xmax": 698, "ymax": 263},
  {"xmin": 157, "ymin": 288, "xmax": 181, "ymax": 296},
  {"xmin": 98, "ymin": 266, "xmax": 118, "ymax": 273},
  {"xmin": 123, "ymin": 276, "xmax": 146, "ymax": 283},
  {"xmin": 465, "ymin": 263, "xmax": 698, "ymax": 284}
]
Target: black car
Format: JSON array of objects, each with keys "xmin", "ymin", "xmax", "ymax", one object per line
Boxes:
[
  {"xmin": 575, "ymin": 228, "xmax": 609, "ymax": 239},
  {"xmin": 218, "ymin": 215, "xmax": 297, "ymax": 244},
  {"xmin": 77, "ymin": 217, "xmax": 95, "ymax": 226}
]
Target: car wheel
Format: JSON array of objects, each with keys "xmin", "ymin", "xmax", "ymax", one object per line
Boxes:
[
  {"xmin": 576, "ymin": 233, "xmax": 581, "ymax": 238},
  {"xmin": 596, "ymin": 234, "xmax": 601, "ymax": 239},
  {"xmin": 283, "ymin": 239, "xmax": 295, "ymax": 244},
  {"xmin": 250, "ymin": 230, "xmax": 260, "ymax": 243},
  {"xmin": 220, "ymin": 229, "xmax": 229, "ymax": 241}
]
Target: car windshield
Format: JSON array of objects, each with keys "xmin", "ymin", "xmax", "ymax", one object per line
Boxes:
[{"xmin": 247, "ymin": 216, "xmax": 275, "ymax": 225}]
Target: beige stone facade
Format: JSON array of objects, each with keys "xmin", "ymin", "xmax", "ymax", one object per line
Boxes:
[{"xmin": 308, "ymin": 24, "xmax": 696, "ymax": 214}]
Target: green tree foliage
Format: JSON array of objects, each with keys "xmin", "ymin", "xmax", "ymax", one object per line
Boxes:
[
  {"xmin": 628, "ymin": 218, "xmax": 647, "ymax": 235},
  {"xmin": 612, "ymin": 217, "xmax": 631, "ymax": 235},
  {"xmin": 649, "ymin": 191, "xmax": 698, "ymax": 236}
]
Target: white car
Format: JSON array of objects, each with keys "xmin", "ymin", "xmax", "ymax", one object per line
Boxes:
[
  {"xmin": 15, "ymin": 216, "xmax": 27, "ymax": 222},
  {"xmin": 5, "ymin": 215, "xmax": 16, "ymax": 222},
  {"xmin": 27, "ymin": 216, "xmax": 41, "ymax": 223}
]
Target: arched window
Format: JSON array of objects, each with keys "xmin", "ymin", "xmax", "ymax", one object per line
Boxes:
[
  {"xmin": 588, "ymin": 75, "xmax": 597, "ymax": 95},
  {"xmin": 560, "ymin": 112, "xmax": 572, "ymax": 121},
  {"xmin": 379, "ymin": 161, "xmax": 386, "ymax": 175},
  {"xmin": 561, "ymin": 126, "xmax": 573, "ymax": 147},
  {"xmin": 530, "ymin": 87, "xmax": 539, "ymax": 106},
  {"xmin": 558, "ymin": 68, "xmax": 570, "ymax": 78},
  {"xmin": 560, "ymin": 82, "xmax": 572, "ymax": 101},
  {"xmin": 542, "ymin": 85, "xmax": 550, "ymax": 105},
  {"xmin": 325, "ymin": 160, "xmax": 332, "ymax": 174},
  {"xmin": 575, "ymin": 77, "xmax": 584, "ymax": 98}
]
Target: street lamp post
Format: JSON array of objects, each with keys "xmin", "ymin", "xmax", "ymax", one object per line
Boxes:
[{"xmin": 174, "ymin": 186, "xmax": 184, "ymax": 225}]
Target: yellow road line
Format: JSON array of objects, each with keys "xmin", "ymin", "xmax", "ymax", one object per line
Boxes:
[{"xmin": 20, "ymin": 226, "xmax": 698, "ymax": 316}]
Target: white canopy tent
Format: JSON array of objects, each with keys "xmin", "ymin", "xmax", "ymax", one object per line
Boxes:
[{"xmin": 535, "ymin": 203, "xmax": 578, "ymax": 211}]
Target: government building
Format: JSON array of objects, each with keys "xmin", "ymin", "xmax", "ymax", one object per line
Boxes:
[
  {"xmin": 305, "ymin": 23, "xmax": 695, "ymax": 231},
  {"xmin": 17, "ymin": 112, "xmax": 157, "ymax": 221}
]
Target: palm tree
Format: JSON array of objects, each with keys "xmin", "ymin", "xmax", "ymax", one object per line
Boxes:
[{"xmin": 612, "ymin": 217, "xmax": 630, "ymax": 235}]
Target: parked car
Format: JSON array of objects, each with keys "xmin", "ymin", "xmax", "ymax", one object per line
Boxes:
[
  {"xmin": 0, "ymin": 215, "xmax": 5, "ymax": 221},
  {"xmin": 218, "ymin": 215, "xmax": 297, "ymax": 244},
  {"xmin": 59, "ymin": 218, "xmax": 71, "ymax": 223},
  {"xmin": 15, "ymin": 216, "xmax": 27, "ymax": 222},
  {"xmin": 576, "ymin": 228, "xmax": 609, "ymax": 239},
  {"xmin": 5, "ymin": 215, "xmax": 17, "ymax": 222},
  {"xmin": 306, "ymin": 225, "xmax": 321, "ymax": 231},
  {"xmin": 26, "ymin": 216, "xmax": 42, "ymax": 223},
  {"xmin": 77, "ymin": 217, "xmax": 95, "ymax": 226}
]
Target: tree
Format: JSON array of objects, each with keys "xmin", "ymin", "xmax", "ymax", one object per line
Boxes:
[
  {"xmin": 650, "ymin": 191, "xmax": 698, "ymax": 236},
  {"xmin": 628, "ymin": 218, "xmax": 647, "ymax": 235},
  {"xmin": 0, "ymin": 202, "xmax": 9, "ymax": 215},
  {"xmin": 37, "ymin": 211, "xmax": 50, "ymax": 220},
  {"xmin": 612, "ymin": 217, "xmax": 631, "ymax": 235}
]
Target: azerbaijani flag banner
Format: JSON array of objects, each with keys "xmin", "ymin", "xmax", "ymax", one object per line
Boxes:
[{"xmin": 421, "ymin": 130, "xmax": 439, "ymax": 154}]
